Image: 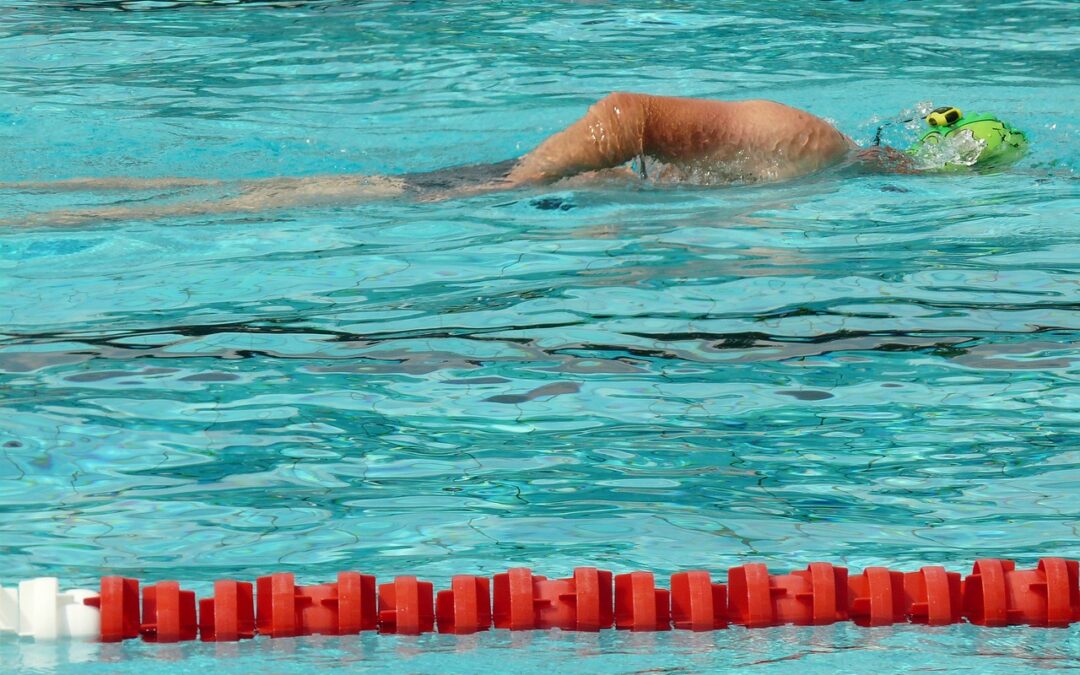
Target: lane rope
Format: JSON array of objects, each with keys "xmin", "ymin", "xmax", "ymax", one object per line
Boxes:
[{"xmin": 1, "ymin": 558, "xmax": 1077, "ymax": 642}]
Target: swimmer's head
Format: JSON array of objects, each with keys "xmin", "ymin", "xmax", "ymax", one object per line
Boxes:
[{"xmin": 906, "ymin": 106, "xmax": 1028, "ymax": 169}]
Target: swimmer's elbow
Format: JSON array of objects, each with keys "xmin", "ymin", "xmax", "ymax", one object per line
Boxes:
[
  {"xmin": 591, "ymin": 92, "xmax": 650, "ymax": 161},
  {"xmin": 599, "ymin": 91, "xmax": 646, "ymax": 109},
  {"xmin": 510, "ymin": 92, "xmax": 651, "ymax": 182},
  {"xmin": 598, "ymin": 92, "xmax": 650, "ymax": 125}
]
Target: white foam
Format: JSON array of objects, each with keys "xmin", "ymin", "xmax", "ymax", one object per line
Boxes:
[{"xmin": 910, "ymin": 129, "xmax": 988, "ymax": 170}]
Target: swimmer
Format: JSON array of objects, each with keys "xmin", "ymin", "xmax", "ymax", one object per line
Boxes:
[{"xmin": 2, "ymin": 94, "xmax": 1026, "ymax": 226}]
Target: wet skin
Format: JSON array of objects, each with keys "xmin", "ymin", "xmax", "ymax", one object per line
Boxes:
[
  {"xmin": 3, "ymin": 93, "xmax": 911, "ymax": 226},
  {"xmin": 507, "ymin": 93, "xmax": 857, "ymax": 185}
]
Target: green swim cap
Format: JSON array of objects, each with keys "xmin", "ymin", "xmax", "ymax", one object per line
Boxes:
[{"xmin": 907, "ymin": 106, "xmax": 1028, "ymax": 169}]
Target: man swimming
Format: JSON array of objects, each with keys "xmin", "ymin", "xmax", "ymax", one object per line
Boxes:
[
  {"xmin": 4, "ymin": 93, "xmax": 1025, "ymax": 226},
  {"xmin": 505, "ymin": 93, "xmax": 854, "ymax": 185}
]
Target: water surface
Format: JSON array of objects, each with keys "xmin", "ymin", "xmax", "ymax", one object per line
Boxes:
[{"xmin": 1, "ymin": 0, "xmax": 1078, "ymax": 671}]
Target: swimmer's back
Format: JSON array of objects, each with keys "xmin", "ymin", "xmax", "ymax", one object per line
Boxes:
[
  {"xmin": 641, "ymin": 96, "xmax": 855, "ymax": 179},
  {"xmin": 402, "ymin": 158, "xmax": 517, "ymax": 193},
  {"xmin": 508, "ymin": 93, "xmax": 854, "ymax": 185}
]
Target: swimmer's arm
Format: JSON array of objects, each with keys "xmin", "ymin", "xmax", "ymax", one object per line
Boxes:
[
  {"xmin": 854, "ymin": 146, "xmax": 921, "ymax": 174},
  {"xmin": 1, "ymin": 177, "xmax": 222, "ymax": 191},
  {"xmin": 506, "ymin": 92, "xmax": 652, "ymax": 184},
  {"xmin": 508, "ymin": 94, "xmax": 852, "ymax": 185},
  {"xmin": 506, "ymin": 93, "xmax": 763, "ymax": 184},
  {"xmin": 5, "ymin": 175, "xmax": 407, "ymax": 227}
]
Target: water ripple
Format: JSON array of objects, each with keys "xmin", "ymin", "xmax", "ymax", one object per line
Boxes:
[{"xmin": 0, "ymin": 3, "xmax": 1078, "ymax": 656}]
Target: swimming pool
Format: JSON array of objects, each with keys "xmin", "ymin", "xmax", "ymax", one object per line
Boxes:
[{"xmin": 1, "ymin": 0, "xmax": 1078, "ymax": 671}]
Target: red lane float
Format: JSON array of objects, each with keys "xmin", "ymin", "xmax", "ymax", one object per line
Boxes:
[
  {"xmin": 82, "ymin": 577, "xmax": 140, "ymax": 642},
  {"xmin": 436, "ymin": 575, "xmax": 491, "ymax": 634},
  {"xmin": 492, "ymin": 567, "xmax": 614, "ymax": 632},
  {"xmin": 256, "ymin": 572, "xmax": 377, "ymax": 637},
  {"xmin": 378, "ymin": 576, "xmax": 434, "ymax": 635},
  {"xmin": 141, "ymin": 581, "xmax": 197, "ymax": 643},
  {"xmin": 534, "ymin": 567, "xmax": 613, "ymax": 631},
  {"xmin": 727, "ymin": 562, "xmax": 847, "ymax": 627},
  {"xmin": 964, "ymin": 558, "xmax": 1080, "ymax": 627},
  {"xmin": 614, "ymin": 572, "xmax": 670, "ymax": 631},
  {"xmin": 4, "ymin": 557, "xmax": 1074, "ymax": 644},
  {"xmin": 670, "ymin": 570, "xmax": 727, "ymax": 630},
  {"xmin": 848, "ymin": 567, "xmax": 905, "ymax": 626},
  {"xmin": 492, "ymin": 568, "xmax": 536, "ymax": 630},
  {"xmin": 198, "ymin": 580, "xmax": 255, "ymax": 642},
  {"xmin": 903, "ymin": 565, "xmax": 963, "ymax": 625}
]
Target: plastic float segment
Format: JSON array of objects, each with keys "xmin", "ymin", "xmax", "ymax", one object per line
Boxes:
[
  {"xmin": 964, "ymin": 558, "xmax": 1080, "ymax": 627},
  {"xmin": 337, "ymin": 572, "xmax": 378, "ymax": 633},
  {"xmin": 22, "ymin": 579, "xmax": 61, "ymax": 640},
  {"xmin": 436, "ymin": 575, "xmax": 492, "ymax": 634},
  {"xmin": 670, "ymin": 571, "xmax": 727, "ymax": 631},
  {"xmin": 58, "ymin": 589, "xmax": 102, "ymax": 640},
  {"xmin": 964, "ymin": 559, "xmax": 1013, "ymax": 626},
  {"xmin": 728, "ymin": 563, "xmax": 848, "ymax": 627},
  {"xmin": 256, "ymin": 571, "xmax": 377, "ymax": 637},
  {"xmin": 903, "ymin": 566, "xmax": 963, "ymax": 625},
  {"xmin": 775, "ymin": 562, "xmax": 847, "ymax": 625},
  {"xmin": 533, "ymin": 567, "xmax": 614, "ymax": 631},
  {"xmin": 848, "ymin": 567, "xmax": 906, "ymax": 626},
  {"xmin": 289, "ymin": 576, "xmax": 341, "ymax": 636},
  {"xmin": 141, "ymin": 581, "xmax": 197, "ymax": 643},
  {"xmin": 2, "ymin": 578, "xmax": 100, "ymax": 640},
  {"xmin": 1034, "ymin": 558, "xmax": 1080, "ymax": 627},
  {"xmin": 492, "ymin": 567, "xmax": 613, "ymax": 632},
  {"xmin": 1, "ymin": 558, "xmax": 1076, "ymax": 643},
  {"xmin": 82, "ymin": 577, "xmax": 139, "ymax": 642},
  {"xmin": 614, "ymin": 572, "xmax": 671, "ymax": 631},
  {"xmin": 0, "ymin": 584, "xmax": 17, "ymax": 635},
  {"xmin": 378, "ymin": 576, "xmax": 435, "ymax": 635},
  {"xmin": 492, "ymin": 568, "xmax": 538, "ymax": 630},
  {"xmin": 198, "ymin": 580, "xmax": 255, "ymax": 642},
  {"xmin": 256, "ymin": 573, "xmax": 298, "ymax": 638},
  {"xmin": 727, "ymin": 562, "xmax": 776, "ymax": 627}
]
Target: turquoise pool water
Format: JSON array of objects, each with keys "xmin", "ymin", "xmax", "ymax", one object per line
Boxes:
[{"xmin": 1, "ymin": 0, "xmax": 1079, "ymax": 671}]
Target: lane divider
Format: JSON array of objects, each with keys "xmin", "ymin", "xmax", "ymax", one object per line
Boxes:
[
  {"xmin": 258, "ymin": 572, "xmax": 377, "ymax": 638},
  {"xmin": 0, "ymin": 558, "xmax": 1077, "ymax": 642}
]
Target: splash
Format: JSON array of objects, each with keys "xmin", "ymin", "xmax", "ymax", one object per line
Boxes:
[
  {"xmin": 865, "ymin": 101, "xmax": 935, "ymax": 148},
  {"xmin": 908, "ymin": 129, "xmax": 988, "ymax": 170},
  {"xmin": 635, "ymin": 153, "xmax": 791, "ymax": 186}
]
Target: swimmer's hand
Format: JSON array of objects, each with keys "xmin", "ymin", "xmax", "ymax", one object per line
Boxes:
[
  {"xmin": 504, "ymin": 160, "xmax": 641, "ymax": 187},
  {"xmin": 505, "ymin": 155, "xmax": 573, "ymax": 186},
  {"xmin": 855, "ymin": 146, "xmax": 919, "ymax": 174},
  {"xmin": 503, "ymin": 166, "xmax": 546, "ymax": 186}
]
